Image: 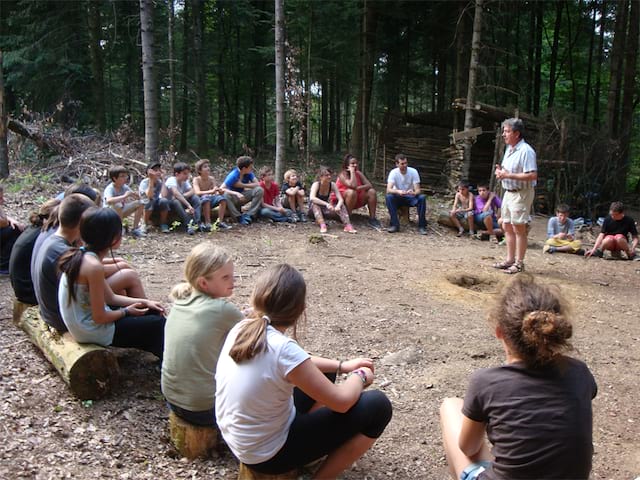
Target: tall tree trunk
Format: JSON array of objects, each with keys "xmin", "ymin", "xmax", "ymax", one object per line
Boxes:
[
  {"xmin": 583, "ymin": 0, "xmax": 597, "ymax": 123},
  {"xmin": 525, "ymin": 2, "xmax": 535, "ymax": 112},
  {"xmin": 321, "ymin": 78, "xmax": 329, "ymax": 152},
  {"xmin": 335, "ymin": 77, "xmax": 341, "ymax": 151},
  {"xmin": 607, "ymin": 0, "xmax": 628, "ymax": 138},
  {"xmin": 533, "ymin": 1, "xmax": 543, "ymax": 115},
  {"xmin": 617, "ymin": 0, "xmax": 639, "ymax": 195},
  {"xmin": 328, "ymin": 75, "xmax": 336, "ymax": 152},
  {"xmin": 179, "ymin": 0, "xmax": 190, "ymax": 153},
  {"xmin": 463, "ymin": 0, "xmax": 484, "ymax": 180},
  {"xmin": 87, "ymin": 0, "xmax": 106, "ymax": 132},
  {"xmin": 454, "ymin": 1, "xmax": 468, "ymax": 130},
  {"xmin": 274, "ymin": 0, "xmax": 286, "ymax": 182},
  {"xmin": 168, "ymin": 0, "xmax": 176, "ymax": 152},
  {"xmin": 192, "ymin": 0, "xmax": 207, "ymax": 154},
  {"xmin": 0, "ymin": 50, "xmax": 8, "ymax": 179},
  {"xmin": 139, "ymin": 0, "xmax": 158, "ymax": 163},
  {"xmin": 350, "ymin": 1, "xmax": 377, "ymax": 164},
  {"xmin": 593, "ymin": 0, "xmax": 606, "ymax": 127},
  {"xmin": 547, "ymin": 1, "xmax": 563, "ymax": 109}
]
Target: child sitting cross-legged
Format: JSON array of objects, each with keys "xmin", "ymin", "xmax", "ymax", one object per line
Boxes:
[
  {"xmin": 162, "ymin": 243, "xmax": 243, "ymax": 426},
  {"xmin": 440, "ymin": 275, "xmax": 597, "ymax": 480},
  {"xmin": 192, "ymin": 159, "xmax": 232, "ymax": 231},
  {"xmin": 215, "ymin": 264, "xmax": 392, "ymax": 479},
  {"xmin": 103, "ymin": 165, "xmax": 146, "ymax": 237},
  {"xmin": 258, "ymin": 166, "xmax": 295, "ymax": 223},
  {"xmin": 543, "ymin": 204, "xmax": 584, "ymax": 255}
]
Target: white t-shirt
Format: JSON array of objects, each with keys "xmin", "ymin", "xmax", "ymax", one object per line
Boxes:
[
  {"xmin": 215, "ymin": 321, "xmax": 310, "ymax": 465},
  {"xmin": 103, "ymin": 183, "xmax": 133, "ymax": 209},
  {"xmin": 164, "ymin": 176, "xmax": 192, "ymax": 201},
  {"xmin": 387, "ymin": 167, "xmax": 420, "ymax": 191}
]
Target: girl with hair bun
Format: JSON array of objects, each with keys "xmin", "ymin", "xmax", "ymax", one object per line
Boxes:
[
  {"xmin": 161, "ymin": 243, "xmax": 242, "ymax": 426},
  {"xmin": 440, "ymin": 274, "xmax": 597, "ymax": 480},
  {"xmin": 215, "ymin": 264, "xmax": 392, "ymax": 479}
]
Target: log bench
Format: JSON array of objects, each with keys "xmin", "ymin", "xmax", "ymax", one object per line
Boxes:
[
  {"xmin": 168, "ymin": 411, "xmax": 218, "ymax": 459},
  {"xmin": 237, "ymin": 463, "xmax": 297, "ymax": 480},
  {"xmin": 12, "ymin": 300, "xmax": 119, "ymax": 400}
]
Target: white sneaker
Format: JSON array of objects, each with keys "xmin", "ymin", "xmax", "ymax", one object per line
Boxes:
[{"xmin": 131, "ymin": 227, "xmax": 147, "ymax": 238}]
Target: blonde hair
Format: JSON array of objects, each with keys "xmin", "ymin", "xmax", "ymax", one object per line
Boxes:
[
  {"xmin": 229, "ymin": 264, "xmax": 306, "ymax": 363},
  {"xmin": 170, "ymin": 243, "xmax": 232, "ymax": 300},
  {"xmin": 283, "ymin": 169, "xmax": 297, "ymax": 182},
  {"xmin": 490, "ymin": 274, "xmax": 573, "ymax": 367}
]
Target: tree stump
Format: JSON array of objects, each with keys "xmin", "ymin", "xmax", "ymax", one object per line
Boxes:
[
  {"xmin": 12, "ymin": 299, "xmax": 34, "ymax": 326},
  {"xmin": 168, "ymin": 411, "xmax": 218, "ymax": 459},
  {"xmin": 238, "ymin": 463, "xmax": 297, "ymax": 480},
  {"xmin": 13, "ymin": 305, "xmax": 119, "ymax": 400}
]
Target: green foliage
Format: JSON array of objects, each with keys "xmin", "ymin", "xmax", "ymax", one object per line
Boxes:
[{"xmin": 4, "ymin": 172, "xmax": 54, "ymax": 194}]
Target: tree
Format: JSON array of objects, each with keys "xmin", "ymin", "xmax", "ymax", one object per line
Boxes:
[
  {"xmin": 191, "ymin": 0, "xmax": 207, "ymax": 155},
  {"xmin": 86, "ymin": 0, "xmax": 106, "ymax": 131},
  {"xmin": 0, "ymin": 49, "xmax": 8, "ymax": 178},
  {"xmin": 139, "ymin": 0, "xmax": 158, "ymax": 163},
  {"xmin": 167, "ymin": 0, "xmax": 177, "ymax": 151},
  {"xmin": 275, "ymin": 0, "xmax": 286, "ymax": 182},
  {"xmin": 462, "ymin": 0, "xmax": 484, "ymax": 179}
]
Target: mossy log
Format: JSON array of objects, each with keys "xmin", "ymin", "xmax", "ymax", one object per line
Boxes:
[
  {"xmin": 168, "ymin": 411, "xmax": 218, "ymax": 459},
  {"xmin": 13, "ymin": 302, "xmax": 119, "ymax": 400},
  {"xmin": 238, "ymin": 463, "xmax": 297, "ymax": 480}
]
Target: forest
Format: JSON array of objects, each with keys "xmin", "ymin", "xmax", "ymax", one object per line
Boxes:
[{"xmin": 0, "ymin": 0, "xmax": 639, "ymax": 201}]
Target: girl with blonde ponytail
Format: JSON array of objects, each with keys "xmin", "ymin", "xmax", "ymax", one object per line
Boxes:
[
  {"xmin": 440, "ymin": 274, "xmax": 597, "ymax": 480},
  {"xmin": 161, "ymin": 243, "xmax": 242, "ymax": 427},
  {"xmin": 216, "ymin": 264, "xmax": 392, "ymax": 479}
]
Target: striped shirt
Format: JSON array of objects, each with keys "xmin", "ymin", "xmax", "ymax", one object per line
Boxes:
[{"xmin": 500, "ymin": 139, "xmax": 537, "ymax": 190}]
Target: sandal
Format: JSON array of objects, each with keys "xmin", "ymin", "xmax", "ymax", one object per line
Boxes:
[
  {"xmin": 503, "ymin": 262, "xmax": 525, "ymax": 274},
  {"xmin": 492, "ymin": 260, "xmax": 514, "ymax": 270}
]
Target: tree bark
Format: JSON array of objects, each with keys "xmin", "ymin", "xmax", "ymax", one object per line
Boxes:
[
  {"xmin": 86, "ymin": 0, "xmax": 106, "ymax": 132},
  {"xmin": 274, "ymin": 0, "xmax": 286, "ymax": 182},
  {"xmin": 192, "ymin": 0, "xmax": 207, "ymax": 155},
  {"xmin": 547, "ymin": 1, "xmax": 563, "ymax": 109},
  {"xmin": 321, "ymin": 77, "xmax": 329, "ymax": 152},
  {"xmin": 169, "ymin": 411, "xmax": 218, "ymax": 459},
  {"xmin": 593, "ymin": 0, "xmax": 606, "ymax": 127},
  {"xmin": 168, "ymin": 0, "xmax": 177, "ymax": 152},
  {"xmin": 0, "ymin": 49, "xmax": 7, "ymax": 179},
  {"xmin": 139, "ymin": 0, "xmax": 159, "ymax": 163},
  {"xmin": 583, "ymin": 0, "xmax": 597, "ymax": 123},
  {"xmin": 179, "ymin": 0, "xmax": 190, "ymax": 153},
  {"xmin": 462, "ymin": 0, "xmax": 484, "ymax": 180},
  {"xmin": 533, "ymin": 1, "xmax": 543, "ymax": 116}
]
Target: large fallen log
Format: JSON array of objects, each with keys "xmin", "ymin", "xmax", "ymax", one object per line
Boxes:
[
  {"xmin": 8, "ymin": 118, "xmax": 71, "ymax": 154},
  {"xmin": 13, "ymin": 302, "xmax": 119, "ymax": 400}
]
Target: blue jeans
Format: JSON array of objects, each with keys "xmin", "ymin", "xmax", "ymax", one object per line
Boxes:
[
  {"xmin": 386, "ymin": 194, "xmax": 427, "ymax": 228},
  {"xmin": 169, "ymin": 195, "xmax": 202, "ymax": 227},
  {"xmin": 259, "ymin": 207, "xmax": 292, "ymax": 222}
]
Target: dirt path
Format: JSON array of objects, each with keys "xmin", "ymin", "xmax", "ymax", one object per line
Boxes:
[{"xmin": 1, "ymin": 212, "xmax": 639, "ymax": 479}]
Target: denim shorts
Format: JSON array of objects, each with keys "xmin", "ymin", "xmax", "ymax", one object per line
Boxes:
[
  {"xmin": 200, "ymin": 194, "xmax": 225, "ymax": 208},
  {"xmin": 460, "ymin": 461, "xmax": 491, "ymax": 480}
]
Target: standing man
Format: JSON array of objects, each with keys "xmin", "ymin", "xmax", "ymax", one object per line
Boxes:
[
  {"xmin": 493, "ymin": 118, "xmax": 537, "ymax": 274},
  {"xmin": 386, "ymin": 153, "xmax": 428, "ymax": 235}
]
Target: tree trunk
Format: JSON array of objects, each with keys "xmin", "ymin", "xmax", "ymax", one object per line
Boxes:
[
  {"xmin": 583, "ymin": 1, "xmax": 597, "ymax": 123},
  {"xmin": 462, "ymin": 0, "xmax": 484, "ymax": 180},
  {"xmin": 525, "ymin": 2, "xmax": 535, "ymax": 112},
  {"xmin": 192, "ymin": 0, "xmax": 207, "ymax": 155},
  {"xmin": 321, "ymin": 78, "xmax": 329, "ymax": 152},
  {"xmin": 454, "ymin": 1, "xmax": 468, "ymax": 130},
  {"xmin": 15, "ymin": 305, "xmax": 119, "ymax": 400},
  {"xmin": 607, "ymin": 0, "xmax": 629, "ymax": 138},
  {"xmin": 350, "ymin": 1, "xmax": 377, "ymax": 164},
  {"xmin": 168, "ymin": 0, "xmax": 177, "ymax": 152},
  {"xmin": 0, "ymin": 49, "xmax": 7, "ymax": 179},
  {"xmin": 179, "ymin": 0, "xmax": 190, "ymax": 153},
  {"xmin": 139, "ymin": 0, "xmax": 159, "ymax": 163},
  {"xmin": 274, "ymin": 0, "xmax": 286, "ymax": 183},
  {"xmin": 533, "ymin": 1, "xmax": 543, "ymax": 116},
  {"xmin": 86, "ymin": 0, "xmax": 106, "ymax": 132},
  {"xmin": 547, "ymin": 1, "xmax": 563, "ymax": 109},
  {"xmin": 335, "ymin": 75, "xmax": 341, "ymax": 152},
  {"xmin": 168, "ymin": 411, "xmax": 218, "ymax": 459},
  {"xmin": 593, "ymin": 0, "xmax": 606, "ymax": 127}
]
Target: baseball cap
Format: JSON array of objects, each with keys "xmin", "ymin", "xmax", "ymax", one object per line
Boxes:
[{"xmin": 147, "ymin": 161, "xmax": 162, "ymax": 171}]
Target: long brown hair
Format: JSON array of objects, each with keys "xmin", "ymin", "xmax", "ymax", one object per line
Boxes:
[
  {"xmin": 229, "ymin": 264, "xmax": 306, "ymax": 363},
  {"xmin": 490, "ymin": 274, "xmax": 573, "ymax": 368}
]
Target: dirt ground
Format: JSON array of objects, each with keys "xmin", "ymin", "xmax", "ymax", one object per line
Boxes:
[{"xmin": 1, "ymin": 196, "xmax": 639, "ymax": 479}]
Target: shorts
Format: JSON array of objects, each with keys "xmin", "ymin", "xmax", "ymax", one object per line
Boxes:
[
  {"xmin": 200, "ymin": 194, "xmax": 225, "ymax": 208},
  {"xmin": 501, "ymin": 188, "xmax": 534, "ymax": 225},
  {"xmin": 109, "ymin": 200, "xmax": 142, "ymax": 217},
  {"xmin": 474, "ymin": 211, "xmax": 498, "ymax": 229},
  {"xmin": 603, "ymin": 234, "xmax": 627, "ymax": 251},
  {"xmin": 455, "ymin": 211, "xmax": 472, "ymax": 221},
  {"xmin": 460, "ymin": 461, "xmax": 491, "ymax": 480}
]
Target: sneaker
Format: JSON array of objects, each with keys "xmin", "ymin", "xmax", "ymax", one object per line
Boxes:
[
  {"xmin": 218, "ymin": 221, "xmax": 232, "ymax": 230},
  {"xmin": 290, "ymin": 213, "xmax": 300, "ymax": 223},
  {"xmin": 343, "ymin": 224, "xmax": 357, "ymax": 234},
  {"xmin": 418, "ymin": 227, "xmax": 428, "ymax": 235},
  {"xmin": 319, "ymin": 223, "xmax": 328, "ymax": 234},
  {"xmin": 368, "ymin": 218, "xmax": 382, "ymax": 230},
  {"xmin": 298, "ymin": 212, "xmax": 308, "ymax": 223},
  {"xmin": 200, "ymin": 223, "xmax": 211, "ymax": 232},
  {"xmin": 387, "ymin": 225, "xmax": 400, "ymax": 233},
  {"xmin": 160, "ymin": 224, "xmax": 170, "ymax": 234},
  {"xmin": 456, "ymin": 229, "xmax": 464, "ymax": 237},
  {"xmin": 543, "ymin": 245, "xmax": 556, "ymax": 254},
  {"xmin": 238, "ymin": 215, "xmax": 251, "ymax": 226},
  {"xmin": 131, "ymin": 227, "xmax": 147, "ymax": 238},
  {"xmin": 138, "ymin": 223, "xmax": 148, "ymax": 234},
  {"xmin": 187, "ymin": 225, "xmax": 196, "ymax": 235}
]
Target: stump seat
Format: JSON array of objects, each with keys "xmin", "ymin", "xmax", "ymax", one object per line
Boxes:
[
  {"xmin": 168, "ymin": 411, "xmax": 218, "ymax": 459},
  {"xmin": 237, "ymin": 463, "xmax": 297, "ymax": 480}
]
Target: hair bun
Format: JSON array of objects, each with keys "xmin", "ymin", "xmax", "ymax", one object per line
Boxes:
[{"xmin": 522, "ymin": 310, "xmax": 572, "ymax": 364}]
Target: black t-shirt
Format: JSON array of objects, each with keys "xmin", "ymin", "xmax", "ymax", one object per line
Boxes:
[
  {"xmin": 463, "ymin": 357, "xmax": 597, "ymax": 480},
  {"xmin": 601, "ymin": 214, "xmax": 637, "ymax": 239},
  {"xmin": 9, "ymin": 225, "xmax": 40, "ymax": 304}
]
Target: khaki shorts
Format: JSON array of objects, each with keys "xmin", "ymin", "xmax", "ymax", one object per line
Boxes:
[{"xmin": 501, "ymin": 188, "xmax": 534, "ymax": 225}]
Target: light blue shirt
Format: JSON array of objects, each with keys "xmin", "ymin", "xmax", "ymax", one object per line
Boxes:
[{"xmin": 501, "ymin": 139, "xmax": 537, "ymax": 190}]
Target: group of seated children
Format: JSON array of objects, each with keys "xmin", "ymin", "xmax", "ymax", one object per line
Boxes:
[
  {"xmin": 122, "ymin": 153, "xmax": 382, "ymax": 235},
  {"xmin": 449, "ymin": 181, "xmax": 503, "ymax": 241}
]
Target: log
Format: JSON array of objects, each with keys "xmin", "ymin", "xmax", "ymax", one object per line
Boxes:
[
  {"xmin": 8, "ymin": 118, "xmax": 71, "ymax": 154},
  {"xmin": 14, "ymin": 305, "xmax": 119, "ymax": 400},
  {"xmin": 238, "ymin": 463, "xmax": 297, "ymax": 480},
  {"xmin": 12, "ymin": 299, "xmax": 34, "ymax": 326},
  {"xmin": 168, "ymin": 411, "xmax": 218, "ymax": 459},
  {"xmin": 437, "ymin": 213, "xmax": 471, "ymax": 230}
]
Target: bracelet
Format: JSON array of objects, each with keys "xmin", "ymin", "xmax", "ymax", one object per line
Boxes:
[
  {"xmin": 122, "ymin": 307, "xmax": 129, "ymax": 318},
  {"xmin": 337, "ymin": 360, "xmax": 344, "ymax": 376},
  {"xmin": 347, "ymin": 369, "xmax": 367, "ymax": 385}
]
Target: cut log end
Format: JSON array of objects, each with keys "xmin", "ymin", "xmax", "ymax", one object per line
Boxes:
[
  {"xmin": 238, "ymin": 463, "xmax": 297, "ymax": 480},
  {"xmin": 168, "ymin": 411, "xmax": 218, "ymax": 459}
]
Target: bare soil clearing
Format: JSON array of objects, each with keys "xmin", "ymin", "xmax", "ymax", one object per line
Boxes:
[{"xmin": 1, "ymin": 204, "xmax": 639, "ymax": 479}]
